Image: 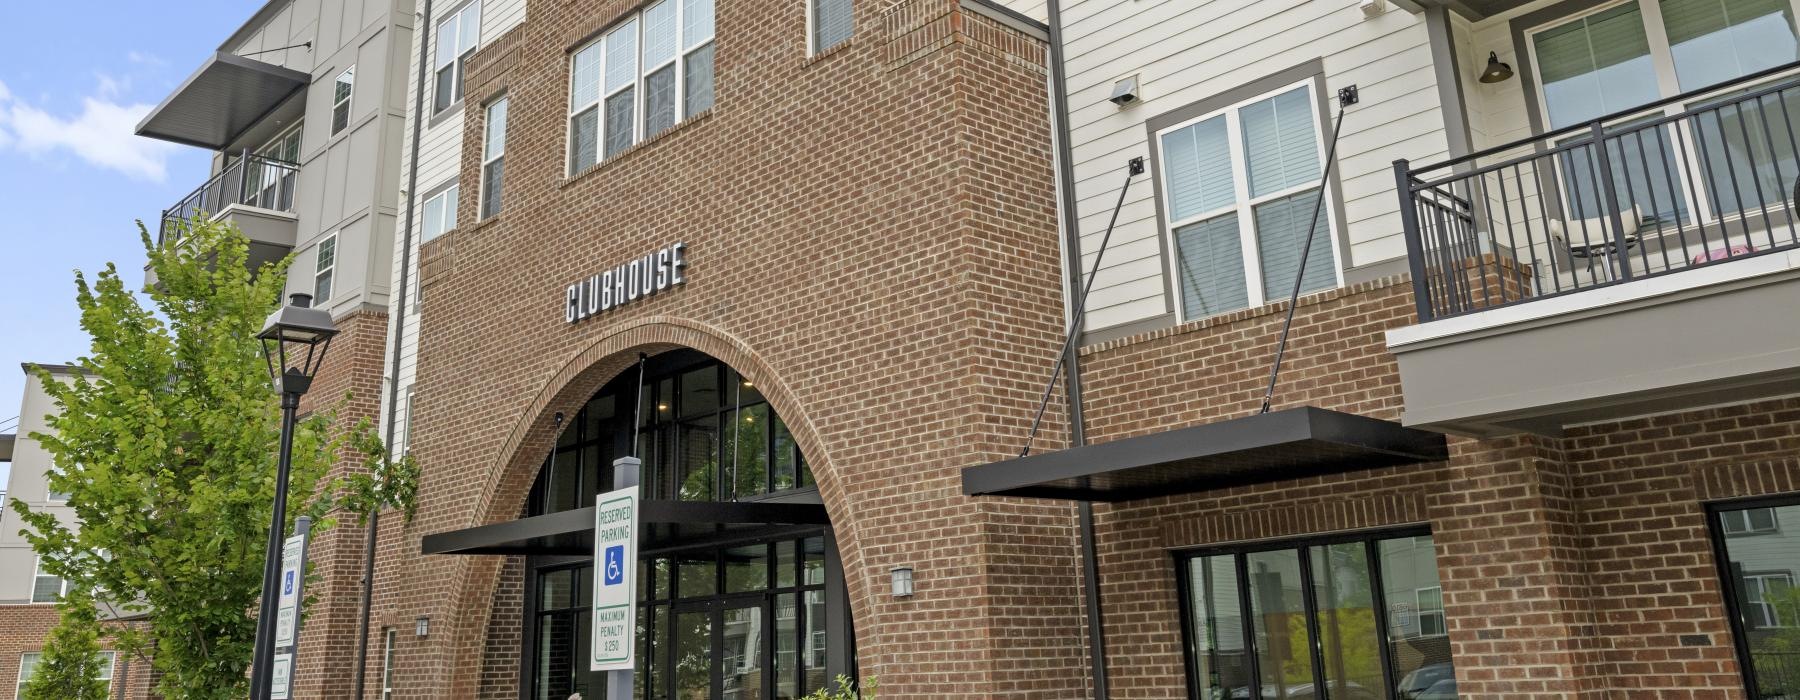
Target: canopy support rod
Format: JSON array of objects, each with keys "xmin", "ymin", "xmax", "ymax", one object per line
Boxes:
[
  {"xmin": 1020, "ymin": 157, "xmax": 1144, "ymax": 458},
  {"xmin": 1259, "ymin": 87, "xmax": 1357, "ymax": 415}
]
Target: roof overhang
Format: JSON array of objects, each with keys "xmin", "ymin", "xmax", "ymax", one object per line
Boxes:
[
  {"xmin": 135, "ymin": 52, "xmax": 309, "ymax": 150},
  {"xmin": 962, "ymin": 407, "xmax": 1449, "ymax": 502},
  {"xmin": 421, "ymin": 499, "xmax": 831, "ymax": 556}
]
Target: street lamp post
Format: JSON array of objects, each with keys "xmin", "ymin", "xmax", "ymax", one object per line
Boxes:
[{"xmin": 249, "ymin": 293, "xmax": 338, "ymax": 700}]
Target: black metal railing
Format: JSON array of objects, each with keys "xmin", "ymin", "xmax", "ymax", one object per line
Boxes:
[
  {"xmin": 158, "ymin": 150, "xmax": 301, "ymax": 246},
  {"xmin": 1753, "ymin": 649, "xmax": 1800, "ymax": 698},
  {"xmin": 1397, "ymin": 60, "xmax": 1800, "ymax": 322}
]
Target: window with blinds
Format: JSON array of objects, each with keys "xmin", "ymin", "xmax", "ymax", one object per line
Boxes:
[
  {"xmin": 1156, "ymin": 82, "xmax": 1339, "ymax": 322},
  {"xmin": 480, "ymin": 97, "xmax": 507, "ymax": 220},
  {"xmin": 568, "ymin": 0, "xmax": 715, "ymax": 174},
  {"xmin": 812, "ymin": 0, "xmax": 853, "ymax": 54},
  {"xmin": 1526, "ymin": 0, "xmax": 1800, "ymax": 222}
]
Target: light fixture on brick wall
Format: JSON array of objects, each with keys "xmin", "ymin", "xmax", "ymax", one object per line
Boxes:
[
  {"xmin": 890, "ymin": 566, "xmax": 914, "ymax": 598},
  {"xmin": 415, "ymin": 616, "xmax": 430, "ymax": 637}
]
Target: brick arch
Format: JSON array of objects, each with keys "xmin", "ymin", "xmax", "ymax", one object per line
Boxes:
[{"xmin": 432, "ymin": 315, "xmax": 866, "ymax": 696}]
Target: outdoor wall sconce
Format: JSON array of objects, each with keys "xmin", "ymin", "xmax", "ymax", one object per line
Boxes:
[
  {"xmin": 890, "ymin": 566, "xmax": 914, "ymax": 598},
  {"xmin": 415, "ymin": 616, "xmax": 430, "ymax": 638},
  {"xmin": 1480, "ymin": 52, "xmax": 1514, "ymax": 84}
]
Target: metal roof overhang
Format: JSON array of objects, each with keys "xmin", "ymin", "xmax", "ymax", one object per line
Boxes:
[
  {"xmin": 135, "ymin": 52, "xmax": 309, "ymax": 150},
  {"xmin": 962, "ymin": 407, "xmax": 1449, "ymax": 502},
  {"xmin": 421, "ymin": 500, "xmax": 831, "ymax": 557}
]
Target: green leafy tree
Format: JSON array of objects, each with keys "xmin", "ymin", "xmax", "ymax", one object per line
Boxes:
[
  {"xmin": 340, "ymin": 417, "xmax": 421, "ymax": 524},
  {"xmin": 10, "ymin": 218, "xmax": 342, "ymax": 699},
  {"xmin": 21, "ymin": 586, "xmax": 111, "ymax": 700}
]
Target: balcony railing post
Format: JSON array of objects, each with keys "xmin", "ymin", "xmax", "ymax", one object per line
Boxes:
[
  {"xmin": 1589, "ymin": 120, "xmax": 1635, "ymax": 281},
  {"xmin": 238, "ymin": 148, "xmax": 252, "ymax": 208},
  {"xmin": 1395, "ymin": 159, "xmax": 1435, "ymax": 322}
]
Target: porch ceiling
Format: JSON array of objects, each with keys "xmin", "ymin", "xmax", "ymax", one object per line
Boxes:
[
  {"xmin": 135, "ymin": 52, "xmax": 307, "ymax": 150},
  {"xmin": 1414, "ymin": 0, "xmax": 1529, "ymax": 20}
]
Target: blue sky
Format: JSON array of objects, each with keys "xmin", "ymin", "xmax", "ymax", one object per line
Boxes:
[{"xmin": 0, "ymin": 1, "xmax": 259, "ymax": 485}]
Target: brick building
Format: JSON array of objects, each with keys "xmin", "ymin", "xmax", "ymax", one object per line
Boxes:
[{"xmin": 340, "ymin": 0, "xmax": 1800, "ymax": 697}]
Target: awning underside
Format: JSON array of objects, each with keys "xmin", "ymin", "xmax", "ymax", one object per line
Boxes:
[
  {"xmin": 961, "ymin": 407, "xmax": 1449, "ymax": 502},
  {"xmin": 135, "ymin": 52, "xmax": 308, "ymax": 149},
  {"xmin": 421, "ymin": 499, "xmax": 830, "ymax": 556}
]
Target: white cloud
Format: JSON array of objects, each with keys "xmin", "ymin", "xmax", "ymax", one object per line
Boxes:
[
  {"xmin": 126, "ymin": 51, "xmax": 167, "ymax": 68},
  {"xmin": 0, "ymin": 76, "xmax": 174, "ymax": 182}
]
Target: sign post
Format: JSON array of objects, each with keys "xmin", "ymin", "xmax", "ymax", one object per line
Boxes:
[
  {"xmin": 596, "ymin": 456, "xmax": 641, "ymax": 700},
  {"xmin": 270, "ymin": 516, "xmax": 312, "ymax": 700}
]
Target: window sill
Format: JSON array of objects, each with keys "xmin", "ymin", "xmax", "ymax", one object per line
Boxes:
[
  {"xmin": 804, "ymin": 37, "xmax": 854, "ymax": 67},
  {"xmin": 560, "ymin": 108, "xmax": 715, "ymax": 189},
  {"xmin": 428, "ymin": 101, "xmax": 466, "ymax": 129}
]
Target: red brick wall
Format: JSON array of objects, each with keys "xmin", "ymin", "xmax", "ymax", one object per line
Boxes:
[
  {"xmin": 370, "ymin": 1, "xmax": 1086, "ymax": 697},
  {"xmin": 1077, "ymin": 273, "xmax": 1800, "ymax": 699},
  {"xmin": 290, "ymin": 309, "xmax": 389, "ymax": 699},
  {"xmin": 0, "ymin": 605, "xmax": 157, "ymax": 699}
]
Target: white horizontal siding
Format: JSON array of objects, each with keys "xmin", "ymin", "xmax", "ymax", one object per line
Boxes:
[
  {"xmin": 993, "ymin": 0, "xmax": 1049, "ymax": 23},
  {"xmin": 1060, "ymin": 0, "xmax": 1454, "ymax": 332},
  {"xmin": 379, "ymin": 0, "xmax": 529, "ymax": 445}
]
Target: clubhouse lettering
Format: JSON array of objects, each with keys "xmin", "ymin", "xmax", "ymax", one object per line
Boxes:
[{"xmin": 566, "ymin": 242, "xmax": 687, "ymax": 324}]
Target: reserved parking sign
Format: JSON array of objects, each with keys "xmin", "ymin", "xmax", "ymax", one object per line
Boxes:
[{"xmin": 591, "ymin": 487, "xmax": 638, "ymax": 671}]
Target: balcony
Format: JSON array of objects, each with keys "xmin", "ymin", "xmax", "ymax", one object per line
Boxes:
[
  {"xmin": 1388, "ymin": 62, "xmax": 1800, "ymax": 436},
  {"xmin": 150, "ymin": 153, "xmax": 301, "ymax": 287}
]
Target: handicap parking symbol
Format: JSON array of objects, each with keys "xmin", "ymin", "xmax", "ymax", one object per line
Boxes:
[
  {"xmin": 604, "ymin": 545, "xmax": 625, "ymax": 586},
  {"xmin": 283, "ymin": 571, "xmax": 295, "ymax": 595}
]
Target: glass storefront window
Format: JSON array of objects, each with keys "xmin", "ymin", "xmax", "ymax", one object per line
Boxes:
[
  {"xmin": 525, "ymin": 351, "xmax": 840, "ymax": 699},
  {"xmin": 1178, "ymin": 531, "xmax": 1456, "ymax": 700},
  {"xmin": 1310, "ymin": 542, "xmax": 1386, "ymax": 698},
  {"xmin": 726, "ymin": 544, "xmax": 770, "ymax": 594},
  {"xmin": 1715, "ymin": 502, "xmax": 1800, "ymax": 697},
  {"xmin": 531, "ymin": 351, "xmax": 816, "ymax": 514}
]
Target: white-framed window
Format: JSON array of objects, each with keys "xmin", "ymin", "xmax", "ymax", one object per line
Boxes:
[
  {"xmin": 480, "ymin": 97, "xmax": 508, "ymax": 220},
  {"xmin": 15, "ymin": 652, "xmax": 37, "ymax": 699},
  {"xmin": 567, "ymin": 0, "xmax": 715, "ymax": 173},
  {"xmin": 381, "ymin": 628, "xmax": 398, "ymax": 699},
  {"xmin": 16, "ymin": 651, "xmax": 114, "ymax": 698},
  {"xmin": 94, "ymin": 651, "xmax": 114, "ymax": 686},
  {"xmin": 1723, "ymin": 507, "xmax": 1781, "ymax": 535},
  {"xmin": 810, "ymin": 0, "xmax": 853, "ymax": 55},
  {"xmin": 397, "ymin": 385, "xmax": 415, "ymax": 455},
  {"xmin": 1744, "ymin": 572, "xmax": 1796, "ymax": 628},
  {"xmin": 332, "ymin": 66, "xmax": 355, "ymax": 135},
  {"xmin": 1415, "ymin": 585, "xmax": 1446, "ymax": 638},
  {"xmin": 252, "ymin": 123, "xmax": 302, "ymax": 210},
  {"xmin": 422, "ymin": 183, "xmax": 459, "ymax": 243},
  {"xmin": 434, "ymin": 0, "xmax": 483, "ymax": 113},
  {"xmin": 313, "ymin": 234, "xmax": 338, "ymax": 304},
  {"xmin": 1523, "ymin": 0, "xmax": 1800, "ymax": 223},
  {"xmin": 30, "ymin": 556, "xmax": 66, "ymax": 604},
  {"xmin": 1155, "ymin": 80, "xmax": 1342, "ymax": 321},
  {"xmin": 46, "ymin": 464, "xmax": 70, "ymax": 503}
]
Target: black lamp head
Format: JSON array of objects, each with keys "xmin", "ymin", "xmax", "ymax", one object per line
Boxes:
[
  {"xmin": 1480, "ymin": 51, "xmax": 1514, "ymax": 84},
  {"xmin": 258, "ymin": 292, "xmax": 340, "ymax": 391}
]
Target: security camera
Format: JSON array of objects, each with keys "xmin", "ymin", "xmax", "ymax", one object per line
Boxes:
[{"xmin": 1108, "ymin": 75, "xmax": 1140, "ymax": 107}]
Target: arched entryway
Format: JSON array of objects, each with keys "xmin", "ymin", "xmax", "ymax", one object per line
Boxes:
[{"xmin": 424, "ymin": 348, "xmax": 856, "ymax": 700}]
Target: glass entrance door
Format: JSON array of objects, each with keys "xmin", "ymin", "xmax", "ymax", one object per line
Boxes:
[
  {"xmin": 667, "ymin": 599, "xmax": 766, "ymax": 700},
  {"xmin": 720, "ymin": 603, "xmax": 765, "ymax": 700}
]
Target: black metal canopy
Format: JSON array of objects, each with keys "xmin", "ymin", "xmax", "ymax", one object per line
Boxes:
[
  {"xmin": 135, "ymin": 52, "xmax": 308, "ymax": 150},
  {"xmin": 421, "ymin": 499, "xmax": 831, "ymax": 556},
  {"xmin": 962, "ymin": 407, "xmax": 1448, "ymax": 502}
]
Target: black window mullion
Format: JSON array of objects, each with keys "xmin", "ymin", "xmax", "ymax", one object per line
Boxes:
[
  {"xmin": 1365, "ymin": 539, "xmax": 1396, "ymax": 699},
  {"xmin": 1296, "ymin": 546, "xmax": 1330, "ymax": 699},
  {"xmin": 1172, "ymin": 555, "xmax": 1202, "ymax": 700},
  {"xmin": 1235, "ymin": 550, "xmax": 1260, "ymax": 700}
]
